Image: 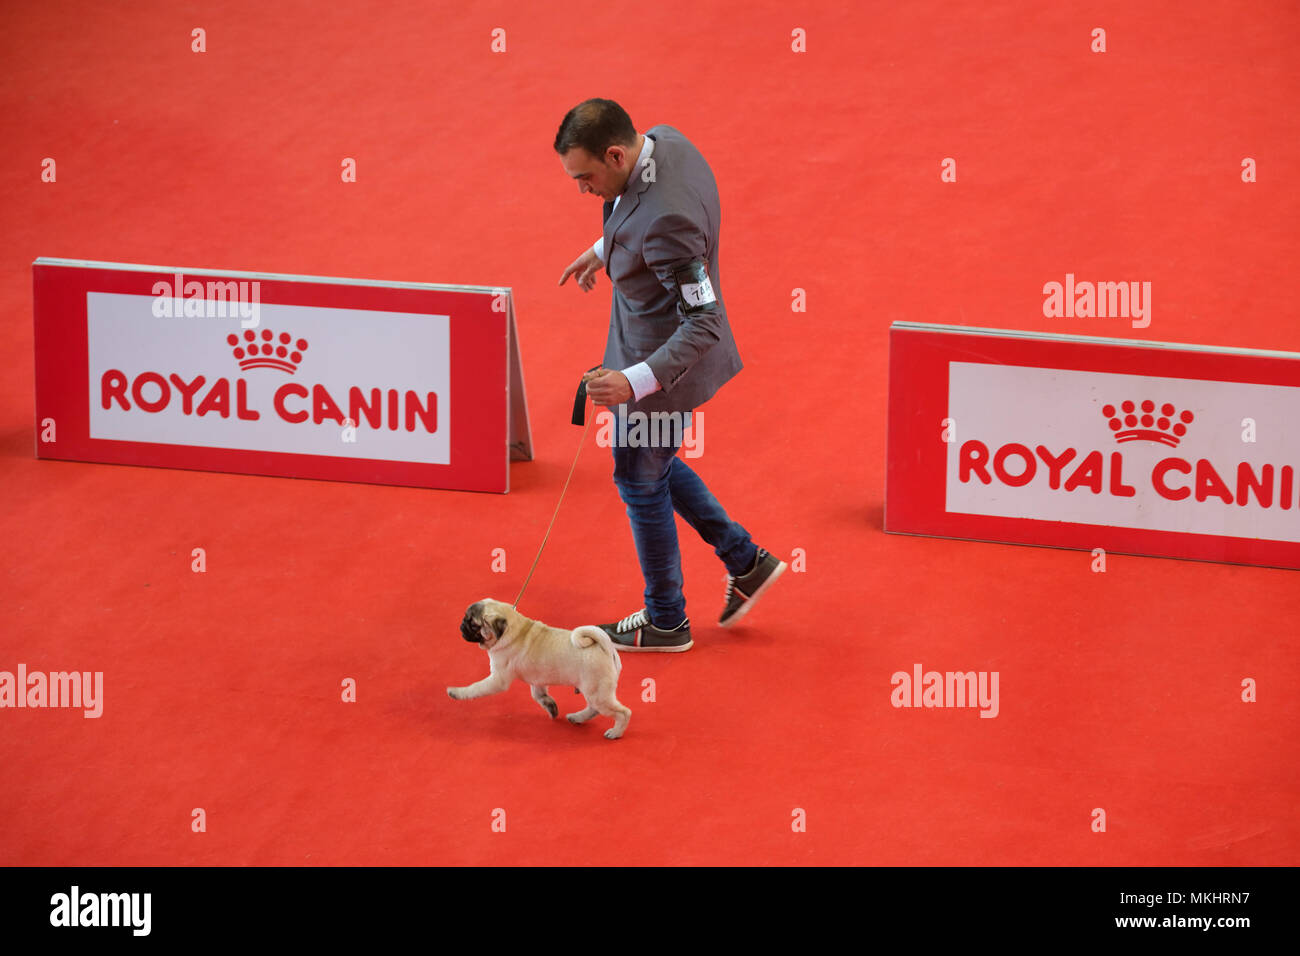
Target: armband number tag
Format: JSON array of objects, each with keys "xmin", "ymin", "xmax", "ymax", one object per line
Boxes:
[
  {"xmin": 674, "ymin": 260, "xmax": 717, "ymax": 312},
  {"xmin": 682, "ymin": 274, "xmax": 715, "ymax": 307}
]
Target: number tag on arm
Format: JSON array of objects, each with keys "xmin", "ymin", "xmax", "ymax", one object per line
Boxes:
[{"xmin": 672, "ymin": 260, "xmax": 718, "ymax": 313}]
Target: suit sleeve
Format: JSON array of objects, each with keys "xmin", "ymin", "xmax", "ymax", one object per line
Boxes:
[{"xmin": 640, "ymin": 210, "xmax": 724, "ymax": 393}]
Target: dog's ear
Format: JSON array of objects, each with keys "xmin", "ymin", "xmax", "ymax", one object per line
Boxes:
[{"xmin": 491, "ymin": 614, "xmax": 509, "ymax": 638}]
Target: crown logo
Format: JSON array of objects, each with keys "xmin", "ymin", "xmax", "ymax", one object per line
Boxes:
[
  {"xmin": 1101, "ymin": 399, "xmax": 1193, "ymax": 447},
  {"xmin": 227, "ymin": 329, "xmax": 309, "ymax": 373}
]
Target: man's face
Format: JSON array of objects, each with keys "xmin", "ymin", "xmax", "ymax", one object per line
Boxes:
[{"xmin": 560, "ymin": 145, "xmax": 630, "ymax": 201}]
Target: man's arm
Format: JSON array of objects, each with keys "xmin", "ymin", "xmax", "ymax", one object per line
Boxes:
[
  {"xmin": 640, "ymin": 210, "xmax": 724, "ymax": 393},
  {"xmin": 585, "ymin": 363, "xmax": 656, "ymax": 406},
  {"xmin": 558, "ymin": 241, "xmax": 604, "ymax": 292},
  {"xmin": 621, "ymin": 362, "xmax": 660, "ymax": 401}
]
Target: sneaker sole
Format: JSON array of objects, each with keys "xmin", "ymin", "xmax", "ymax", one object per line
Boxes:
[
  {"xmin": 613, "ymin": 639, "xmax": 693, "ymax": 653},
  {"xmin": 719, "ymin": 560, "xmax": 787, "ymax": 629}
]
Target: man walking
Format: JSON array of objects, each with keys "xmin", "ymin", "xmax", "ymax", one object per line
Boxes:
[{"xmin": 555, "ymin": 98, "xmax": 785, "ymax": 652}]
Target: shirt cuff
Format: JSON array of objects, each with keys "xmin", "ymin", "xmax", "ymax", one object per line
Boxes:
[
  {"xmin": 622, "ymin": 362, "xmax": 662, "ymax": 402},
  {"xmin": 592, "ymin": 237, "xmax": 604, "ymax": 262}
]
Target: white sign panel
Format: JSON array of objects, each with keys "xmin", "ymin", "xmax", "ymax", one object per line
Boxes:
[
  {"xmin": 945, "ymin": 363, "xmax": 1300, "ymax": 544},
  {"xmin": 87, "ymin": 292, "xmax": 451, "ymax": 465}
]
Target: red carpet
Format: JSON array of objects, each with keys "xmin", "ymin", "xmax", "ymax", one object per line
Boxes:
[{"xmin": 1, "ymin": 0, "xmax": 1297, "ymax": 865}]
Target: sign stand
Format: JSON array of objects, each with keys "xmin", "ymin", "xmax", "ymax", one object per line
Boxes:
[{"xmin": 507, "ymin": 295, "xmax": 533, "ymax": 463}]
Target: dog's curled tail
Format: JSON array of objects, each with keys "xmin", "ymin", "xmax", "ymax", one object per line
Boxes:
[{"xmin": 570, "ymin": 625, "xmax": 622, "ymax": 673}]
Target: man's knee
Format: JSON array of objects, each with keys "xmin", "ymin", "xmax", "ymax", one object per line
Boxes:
[{"xmin": 613, "ymin": 473, "xmax": 669, "ymax": 508}]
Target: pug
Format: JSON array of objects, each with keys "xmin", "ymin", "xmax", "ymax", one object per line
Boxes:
[{"xmin": 448, "ymin": 598, "xmax": 631, "ymax": 740}]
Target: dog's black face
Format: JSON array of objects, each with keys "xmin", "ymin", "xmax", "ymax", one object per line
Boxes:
[
  {"xmin": 461, "ymin": 600, "xmax": 508, "ymax": 645},
  {"xmin": 460, "ymin": 602, "xmax": 485, "ymax": 643}
]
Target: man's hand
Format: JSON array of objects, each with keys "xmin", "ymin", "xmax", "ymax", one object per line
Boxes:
[
  {"xmin": 559, "ymin": 247, "xmax": 602, "ymax": 292},
  {"xmin": 583, "ymin": 367, "xmax": 633, "ymax": 406}
]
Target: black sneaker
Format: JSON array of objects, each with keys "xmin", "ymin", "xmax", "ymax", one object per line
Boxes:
[
  {"xmin": 719, "ymin": 547, "xmax": 787, "ymax": 627},
  {"xmin": 599, "ymin": 608, "xmax": 693, "ymax": 653}
]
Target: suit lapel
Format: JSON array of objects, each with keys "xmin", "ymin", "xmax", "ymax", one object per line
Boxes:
[{"xmin": 603, "ymin": 131, "xmax": 658, "ymax": 248}]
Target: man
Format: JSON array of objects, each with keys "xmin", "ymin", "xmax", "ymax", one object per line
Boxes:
[{"xmin": 555, "ymin": 98, "xmax": 785, "ymax": 652}]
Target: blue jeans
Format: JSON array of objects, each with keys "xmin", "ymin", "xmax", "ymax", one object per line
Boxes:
[{"xmin": 610, "ymin": 408, "xmax": 757, "ymax": 628}]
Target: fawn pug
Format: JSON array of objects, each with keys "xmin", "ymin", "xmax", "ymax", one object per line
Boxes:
[{"xmin": 449, "ymin": 599, "xmax": 631, "ymax": 740}]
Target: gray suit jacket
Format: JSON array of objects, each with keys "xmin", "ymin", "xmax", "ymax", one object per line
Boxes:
[{"xmin": 602, "ymin": 125, "xmax": 743, "ymax": 414}]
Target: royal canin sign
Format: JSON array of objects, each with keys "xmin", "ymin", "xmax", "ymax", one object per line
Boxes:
[
  {"xmin": 34, "ymin": 259, "xmax": 530, "ymax": 492},
  {"xmin": 886, "ymin": 322, "xmax": 1300, "ymax": 570}
]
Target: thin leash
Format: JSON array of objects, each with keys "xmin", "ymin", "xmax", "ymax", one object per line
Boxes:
[{"xmin": 512, "ymin": 366, "xmax": 602, "ymax": 610}]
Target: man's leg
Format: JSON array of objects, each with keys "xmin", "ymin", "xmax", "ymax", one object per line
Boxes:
[
  {"xmin": 667, "ymin": 457, "xmax": 758, "ymax": 578},
  {"xmin": 663, "ymin": 414, "xmax": 785, "ymax": 628},
  {"xmin": 611, "ymin": 416, "xmax": 687, "ymax": 630}
]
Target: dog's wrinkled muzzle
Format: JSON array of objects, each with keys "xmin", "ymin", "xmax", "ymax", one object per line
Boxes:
[{"xmin": 460, "ymin": 602, "xmax": 485, "ymax": 644}]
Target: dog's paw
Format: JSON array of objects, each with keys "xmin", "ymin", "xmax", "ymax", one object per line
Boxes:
[
  {"xmin": 542, "ymin": 698, "xmax": 559, "ymax": 719},
  {"xmin": 447, "ymin": 687, "xmax": 463, "ymax": 700},
  {"xmin": 604, "ymin": 729, "xmax": 623, "ymax": 740}
]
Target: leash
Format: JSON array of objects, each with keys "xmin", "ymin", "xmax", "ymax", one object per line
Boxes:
[{"xmin": 511, "ymin": 366, "xmax": 602, "ymax": 609}]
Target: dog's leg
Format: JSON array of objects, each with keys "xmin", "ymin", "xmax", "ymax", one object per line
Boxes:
[
  {"xmin": 530, "ymin": 684, "xmax": 559, "ymax": 719},
  {"xmin": 596, "ymin": 695, "xmax": 632, "ymax": 740},
  {"xmin": 580, "ymin": 673, "xmax": 632, "ymax": 740},
  {"xmin": 566, "ymin": 704, "xmax": 598, "ymax": 724},
  {"xmin": 447, "ymin": 671, "xmax": 510, "ymax": 700}
]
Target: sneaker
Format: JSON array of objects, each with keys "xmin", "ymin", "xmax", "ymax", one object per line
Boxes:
[
  {"xmin": 719, "ymin": 547, "xmax": 787, "ymax": 627},
  {"xmin": 599, "ymin": 608, "xmax": 693, "ymax": 653}
]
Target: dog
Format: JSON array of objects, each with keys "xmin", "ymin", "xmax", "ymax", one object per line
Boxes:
[{"xmin": 448, "ymin": 599, "xmax": 631, "ymax": 740}]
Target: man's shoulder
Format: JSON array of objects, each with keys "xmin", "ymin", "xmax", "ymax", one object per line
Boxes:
[
  {"xmin": 648, "ymin": 125, "xmax": 698, "ymax": 158},
  {"xmin": 642, "ymin": 125, "xmax": 715, "ymax": 209}
]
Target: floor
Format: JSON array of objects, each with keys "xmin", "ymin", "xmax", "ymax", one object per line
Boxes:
[{"xmin": 1, "ymin": 0, "xmax": 1297, "ymax": 865}]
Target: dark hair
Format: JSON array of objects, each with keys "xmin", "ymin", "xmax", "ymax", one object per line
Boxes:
[{"xmin": 554, "ymin": 98, "xmax": 637, "ymax": 157}]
